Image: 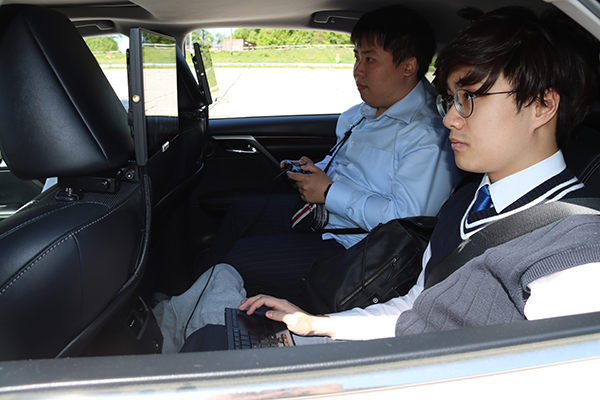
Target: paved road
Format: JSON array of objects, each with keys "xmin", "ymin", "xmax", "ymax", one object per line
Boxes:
[
  {"xmin": 209, "ymin": 67, "xmax": 361, "ymax": 118},
  {"xmin": 103, "ymin": 67, "xmax": 363, "ymax": 118}
]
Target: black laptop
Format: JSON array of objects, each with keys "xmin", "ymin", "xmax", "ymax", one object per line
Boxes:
[{"xmin": 225, "ymin": 307, "xmax": 295, "ymax": 350}]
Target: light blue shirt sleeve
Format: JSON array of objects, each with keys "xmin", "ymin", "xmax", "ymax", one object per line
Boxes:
[{"xmin": 321, "ymin": 80, "xmax": 463, "ymax": 249}]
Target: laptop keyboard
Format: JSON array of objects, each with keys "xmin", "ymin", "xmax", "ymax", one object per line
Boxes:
[
  {"xmin": 230, "ymin": 310, "xmax": 292, "ymax": 349},
  {"xmin": 231, "ymin": 328, "xmax": 291, "ymax": 349}
]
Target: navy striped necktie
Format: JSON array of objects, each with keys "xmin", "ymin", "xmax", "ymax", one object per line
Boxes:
[{"xmin": 473, "ymin": 185, "xmax": 493, "ymax": 212}]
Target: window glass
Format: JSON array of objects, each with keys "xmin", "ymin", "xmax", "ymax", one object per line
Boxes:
[
  {"xmin": 186, "ymin": 29, "xmax": 363, "ymax": 118},
  {"xmin": 85, "ymin": 35, "xmax": 130, "ymax": 109},
  {"xmin": 86, "ymin": 32, "xmax": 365, "ymax": 119}
]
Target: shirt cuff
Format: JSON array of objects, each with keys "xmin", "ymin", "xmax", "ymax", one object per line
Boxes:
[
  {"xmin": 324, "ymin": 181, "xmax": 354, "ymax": 217},
  {"xmin": 326, "ymin": 314, "xmax": 398, "ymax": 341},
  {"xmin": 525, "ymin": 263, "xmax": 600, "ymax": 320}
]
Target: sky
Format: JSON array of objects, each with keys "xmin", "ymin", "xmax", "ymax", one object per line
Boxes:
[{"xmin": 207, "ymin": 28, "xmax": 236, "ymax": 39}]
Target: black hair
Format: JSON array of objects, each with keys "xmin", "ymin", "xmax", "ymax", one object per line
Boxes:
[
  {"xmin": 351, "ymin": 5, "xmax": 436, "ymax": 80},
  {"xmin": 433, "ymin": 6, "xmax": 599, "ymax": 148}
]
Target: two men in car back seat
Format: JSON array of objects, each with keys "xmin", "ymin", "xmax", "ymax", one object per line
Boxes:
[
  {"xmin": 192, "ymin": 5, "xmax": 462, "ymax": 306},
  {"xmin": 165, "ymin": 5, "xmax": 600, "ymax": 351}
]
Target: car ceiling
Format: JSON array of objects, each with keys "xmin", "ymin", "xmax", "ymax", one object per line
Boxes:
[{"xmin": 0, "ymin": 0, "xmax": 555, "ymax": 46}]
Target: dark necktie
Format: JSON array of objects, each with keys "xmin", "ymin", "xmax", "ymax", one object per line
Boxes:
[{"xmin": 473, "ymin": 185, "xmax": 493, "ymax": 212}]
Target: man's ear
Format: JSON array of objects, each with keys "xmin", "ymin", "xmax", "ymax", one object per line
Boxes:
[
  {"xmin": 533, "ymin": 88, "xmax": 560, "ymax": 130},
  {"xmin": 402, "ymin": 57, "xmax": 418, "ymax": 77}
]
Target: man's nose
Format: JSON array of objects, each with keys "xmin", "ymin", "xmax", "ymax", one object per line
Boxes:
[
  {"xmin": 353, "ymin": 59, "xmax": 364, "ymax": 77},
  {"xmin": 443, "ymin": 104, "xmax": 465, "ymax": 130}
]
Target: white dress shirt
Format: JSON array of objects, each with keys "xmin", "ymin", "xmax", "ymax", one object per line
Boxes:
[{"xmin": 325, "ymin": 151, "xmax": 600, "ymax": 341}]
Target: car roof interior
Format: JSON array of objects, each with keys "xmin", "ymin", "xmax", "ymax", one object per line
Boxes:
[{"xmin": 0, "ymin": 0, "xmax": 555, "ymax": 46}]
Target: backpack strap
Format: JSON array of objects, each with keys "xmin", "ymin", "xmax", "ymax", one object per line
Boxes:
[
  {"xmin": 323, "ymin": 117, "xmax": 366, "ymax": 173},
  {"xmin": 315, "ymin": 116, "xmax": 367, "ymax": 234}
]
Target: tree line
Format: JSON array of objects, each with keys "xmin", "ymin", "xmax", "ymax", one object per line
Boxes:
[
  {"xmin": 83, "ymin": 29, "xmax": 351, "ymax": 52},
  {"xmin": 231, "ymin": 29, "xmax": 351, "ymax": 46},
  {"xmin": 85, "ymin": 36, "xmax": 119, "ymax": 52}
]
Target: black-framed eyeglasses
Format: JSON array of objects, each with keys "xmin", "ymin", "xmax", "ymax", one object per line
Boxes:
[{"xmin": 436, "ymin": 89, "xmax": 516, "ymax": 119}]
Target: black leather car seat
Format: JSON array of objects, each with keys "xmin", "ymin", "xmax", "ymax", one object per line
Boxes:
[
  {"xmin": 146, "ymin": 45, "xmax": 209, "ymax": 214},
  {"xmin": 141, "ymin": 44, "xmax": 209, "ymax": 295},
  {"xmin": 564, "ymin": 113, "xmax": 600, "ymax": 197},
  {"xmin": 0, "ymin": 5, "xmax": 150, "ymax": 361}
]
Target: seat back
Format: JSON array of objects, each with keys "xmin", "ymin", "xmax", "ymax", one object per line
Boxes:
[
  {"xmin": 146, "ymin": 45, "xmax": 209, "ymax": 214},
  {"xmin": 564, "ymin": 112, "xmax": 600, "ymax": 197},
  {"xmin": 0, "ymin": 5, "xmax": 149, "ymax": 360}
]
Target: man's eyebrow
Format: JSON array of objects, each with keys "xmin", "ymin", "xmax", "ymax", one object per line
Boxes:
[
  {"xmin": 448, "ymin": 81, "xmax": 466, "ymax": 91},
  {"xmin": 353, "ymin": 48, "xmax": 377, "ymax": 55},
  {"xmin": 444, "ymin": 83, "xmax": 462, "ymax": 94}
]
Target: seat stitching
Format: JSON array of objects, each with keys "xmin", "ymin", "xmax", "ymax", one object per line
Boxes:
[
  {"xmin": 0, "ymin": 199, "xmax": 119, "ymax": 242},
  {"xmin": 0, "ymin": 204, "xmax": 75, "ymax": 241},
  {"xmin": 581, "ymin": 159, "xmax": 600, "ymax": 183},
  {"xmin": 0, "ymin": 233, "xmax": 74, "ymax": 296},
  {"xmin": 75, "ymin": 235, "xmax": 84, "ymax": 328},
  {"xmin": 0, "ymin": 186, "xmax": 142, "ymax": 297}
]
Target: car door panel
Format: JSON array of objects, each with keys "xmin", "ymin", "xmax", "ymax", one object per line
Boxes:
[
  {"xmin": 187, "ymin": 114, "xmax": 339, "ymax": 253},
  {"xmin": 197, "ymin": 114, "xmax": 338, "ymax": 208}
]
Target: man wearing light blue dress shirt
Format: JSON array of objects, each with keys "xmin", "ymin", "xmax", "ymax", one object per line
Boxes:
[
  {"xmin": 314, "ymin": 82, "xmax": 460, "ymax": 250},
  {"xmin": 193, "ymin": 5, "xmax": 462, "ymax": 304},
  {"xmin": 161, "ymin": 5, "xmax": 600, "ymax": 355}
]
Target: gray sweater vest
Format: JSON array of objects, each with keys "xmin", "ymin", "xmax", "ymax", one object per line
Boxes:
[{"xmin": 395, "ymin": 214, "xmax": 600, "ymax": 336}]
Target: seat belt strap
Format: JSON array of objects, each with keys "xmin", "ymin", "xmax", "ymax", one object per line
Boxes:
[{"xmin": 424, "ymin": 198, "xmax": 600, "ymax": 290}]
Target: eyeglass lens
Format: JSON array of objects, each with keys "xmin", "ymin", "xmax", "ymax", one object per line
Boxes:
[
  {"xmin": 456, "ymin": 90, "xmax": 472, "ymax": 117},
  {"xmin": 436, "ymin": 90, "xmax": 472, "ymax": 119}
]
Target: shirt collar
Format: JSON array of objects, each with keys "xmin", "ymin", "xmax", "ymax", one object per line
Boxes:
[
  {"xmin": 359, "ymin": 79, "xmax": 430, "ymax": 123},
  {"xmin": 481, "ymin": 150, "xmax": 567, "ymax": 212}
]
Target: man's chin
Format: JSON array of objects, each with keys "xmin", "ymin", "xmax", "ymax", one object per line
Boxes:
[{"xmin": 361, "ymin": 98, "xmax": 376, "ymax": 107}]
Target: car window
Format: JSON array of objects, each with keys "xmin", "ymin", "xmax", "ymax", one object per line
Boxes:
[
  {"xmin": 85, "ymin": 34, "xmax": 129, "ymax": 109},
  {"xmin": 189, "ymin": 29, "xmax": 362, "ymax": 118},
  {"xmin": 88, "ymin": 31, "xmax": 362, "ymax": 119}
]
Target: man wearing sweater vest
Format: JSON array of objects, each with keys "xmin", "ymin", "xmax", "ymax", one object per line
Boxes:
[
  {"xmin": 235, "ymin": 6, "xmax": 600, "ymax": 344},
  {"xmin": 171, "ymin": 6, "xmax": 600, "ymax": 351}
]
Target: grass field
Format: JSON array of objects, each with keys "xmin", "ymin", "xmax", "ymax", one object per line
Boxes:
[
  {"xmin": 209, "ymin": 46, "xmax": 356, "ymax": 64},
  {"xmin": 92, "ymin": 47, "xmax": 436, "ymax": 72},
  {"xmin": 92, "ymin": 46, "xmax": 356, "ymax": 66},
  {"xmin": 93, "ymin": 51, "xmax": 127, "ymax": 65},
  {"xmin": 93, "ymin": 45, "xmax": 176, "ymax": 66}
]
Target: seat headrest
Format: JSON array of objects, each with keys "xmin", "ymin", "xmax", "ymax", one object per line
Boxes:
[{"xmin": 0, "ymin": 5, "xmax": 134, "ymax": 180}]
